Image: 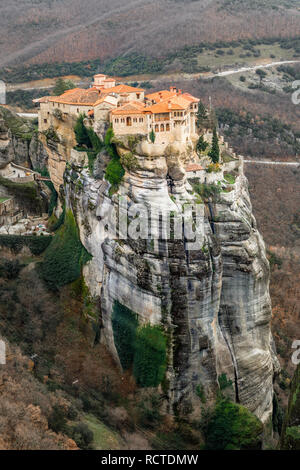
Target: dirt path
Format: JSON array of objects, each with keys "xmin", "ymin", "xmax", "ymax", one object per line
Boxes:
[{"xmin": 243, "ymin": 159, "xmax": 299, "ymax": 166}]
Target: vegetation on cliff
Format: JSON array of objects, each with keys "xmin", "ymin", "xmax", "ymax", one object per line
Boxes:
[
  {"xmin": 280, "ymin": 365, "xmax": 300, "ymax": 450},
  {"xmin": 104, "ymin": 127, "xmax": 125, "ymax": 193},
  {"xmin": 40, "ymin": 209, "xmax": 92, "ymax": 289},
  {"xmin": 112, "ymin": 301, "xmax": 167, "ymax": 388},
  {"xmin": 133, "ymin": 325, "xmax": 167, "ymax": 388},
  {"xmin": 203, "ymin": 398, "xmax": 263, "ymax": 450},
  {"xmin": 74, "ymin": 114, "xmax": 103, "ymax": 174}
]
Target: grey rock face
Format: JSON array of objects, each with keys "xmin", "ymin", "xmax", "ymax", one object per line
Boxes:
[
  {"xmin": 64, "ymin": 143, "xmax": 279, "ymax": 424},
  {"xmin": 0, "ymin": 107, "xmax": 48, "ymax": 170}
]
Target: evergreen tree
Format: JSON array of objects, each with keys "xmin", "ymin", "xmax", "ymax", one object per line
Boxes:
[
  {"xmin": 52, "ymin": 78, "xmax": 75, "ymax": 96},
  {"xmin": 208, "ymin": 127, "xmax": 220, "ymax": 163},
  {"xmin": 74, "ymin": 114, "xmax": 91, "ymax": 148},
  {"xmin": 196, "ymin": 100, "xmax": 207, "ymax": 128},
  {"xmin": 149, "ymin": 129, "xmax": 156, "ymax": 143},
  {"xmin": 196, "ymin": 135, "xmax": 208, "ymax": 155}
]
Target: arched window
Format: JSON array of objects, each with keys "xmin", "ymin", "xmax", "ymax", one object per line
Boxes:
[
  {"xmin": 126, "ymin": 116, "xmax": 132, "ymax": 126},
  {"xmin": 166, "ymin": 123, "xmax": 170, "ymax": 131},
  {"xmin": 155, "ymin": 124, "xmax": 159, "ymax": 132},
  {"xmin": 160, "ymin": 124, "xmax": 164, "ymax": 132}
]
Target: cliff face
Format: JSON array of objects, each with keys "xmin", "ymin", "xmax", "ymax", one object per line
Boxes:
[
  {"xmin": 64, "ymin": 137, "xmax": 279, "ymax": 424},
  {"xmin": 0, "ymin": 107, "xmax": 48, "ymax": 170}
]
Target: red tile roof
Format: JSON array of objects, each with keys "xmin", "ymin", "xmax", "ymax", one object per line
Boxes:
[
  {"xmin": 48, "ymin": 88, "xmax": 101, "ymax": 105},
  {"xmin": 185, "ymin": 164, "xmax": 204, "ymax": 172},
  {"xmin": 101, "ymin": 84, "xmax": 145, "ymax": 94},
  {"xmin": 111, "ymin": 101, "xmax": 145, "ymax": 115}
]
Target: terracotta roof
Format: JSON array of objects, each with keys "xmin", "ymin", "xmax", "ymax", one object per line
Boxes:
[
  {"xmin": 181, "ymin": 93, "xmax": 199, "ymax": 103},
  {"xmin": 94, "ymin": 74, "xmax": 106, "ymax": 77},
  {"xmin": 94, "ymin": 95, "xmax": 118, "ymax": 107},
  {"xmin": 145, "ymin": 90, "xmax": 177, "ymax": 102},
  {"xmin": 101, "ymin": 84, "xmax": 145, "ymax": 94},
  {"xmin": 33, "ymin": 96, "xmax": 51, "ymax": 103},
  {"xmin": 48, "ymin": 88, "xmax": 100, "ymax": 105},
  {"xmin": 103, "ymin": 78, "xmax": 115, "ymax": 82},
  {"xmin": 111, "ymin": 101, "xmax": 145, "ymax": 115},
  {"xmin": 185, "ymin": 164, "xmax": 204, "ymax": 172}
]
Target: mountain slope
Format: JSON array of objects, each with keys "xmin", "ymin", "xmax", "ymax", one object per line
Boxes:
[{"xmin": 0, "ymin": 0, "xmax": 299, "ymax": 66}]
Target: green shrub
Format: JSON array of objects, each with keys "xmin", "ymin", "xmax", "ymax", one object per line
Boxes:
[
  {"xmin": 105, "ymin": 157, "xmax": 125, "ymax": 193},
  {"xmin": 193, "ymin": 182, "xmax": 221, "ymax": 200},
  {"xmin": 0, "ymin": 259, "xmax": 23, "ymax": 279},
  {"xmin": 111, "ymin": 301, "xmax": 138, "ymax": 371},
  {"xmin": 196, "ymin": 383, "xmax": 206, "ymax": 403},
  {"xmin": 48, "ymin": 405, "xmax": 68, "ymax": 434},
  {"xmin": 218, "ymin": 373, "xmax": 233, "ymax": 391},
  {"xmin": 74, "ymin": 114, "xmax": 91, "ymax": 148},
  {"xmin": 0, "ymin": 234, "xmax": 52, "ymax": 255},
  {"xmin": 204, "ymin": 399, "xmax": 263, "ymax": 450},
  {"xmin": 133, "ymin": 324, "xmax": 167, "ymax": 388},
  {"xmin": 120, "ymin": 152, "xmax": 139, "ymax": 171},
  {"xmin": 71, "ymin": 423, "xmax": 94, "ymax": 449},
  {"xmin": 223, "ymin": 173, "xmax": 236, "ymax": 184},
  {"xmin": 40, "ymin": 210, "xmax": 92, "ymax": 289},
  {"xmin": 50, "ymin": 206, "xmax": 65, "ymax": 232}
]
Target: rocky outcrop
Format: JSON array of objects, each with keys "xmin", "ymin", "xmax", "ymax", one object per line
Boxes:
[
  {"xmin": 0, "ymin": 106, "xmax": 48, "ymax": 170},
  {"xmin": 64, "ymin": 136, "xmax": 279, "ymax": 425}
]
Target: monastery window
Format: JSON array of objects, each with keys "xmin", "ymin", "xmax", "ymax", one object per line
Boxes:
[
  {"xmin": 139, "ymin": 118, "xmax": 143, "ymax": 122},
  {"xmin": 44, "ymin": 119, "xmax": 47, "ymax": 124},
  {"xmin": 166, "ymin": 123, "xmax": 170, "ymax": 131},
  {"xmin": 133, "ymin": 118, "xmax": 137, "ymax": 123},
  {"xmin": 121, "ymin": 118, "xmax": 125, "ymax": 123},
  {"xmin": 126, "ymin": 116, "xmax": 132, "ymax": 126},
  {"xmin": 77, "ymin": 108, "xmax": 79, "ymax": 113},
  {"xmin": 160, "ymin": 124, "xmax": 164, "ymax": 132},
  {"xmin": 155, "ymin": 124, "xmax": 159, "ymax": 132},
  {"xmin": 136, "ymin": 94, "xmax": 140, "ymax": 99}
]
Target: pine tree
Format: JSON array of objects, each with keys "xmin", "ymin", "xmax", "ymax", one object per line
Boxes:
[
  {"xmin": 196, "ymin": 100, "xmax": 207, "ymax": 128},
  {"xmin": 196, "ymin": 135, "xmax": 208, "ymax": 155},
  {"xmin": 74, "ymin": 114, "xmax": 91, "ymax": 148},
  {"xmin": 208, "ymin": 128, "xmax": 220, "ymax": 163},
  {"xmin": 149, "ymin": 129, "xmax": 156, "ymax": 143},
  {"xmin": 52, "ymin": 78, "xmax": 75, "ymax": 96}
]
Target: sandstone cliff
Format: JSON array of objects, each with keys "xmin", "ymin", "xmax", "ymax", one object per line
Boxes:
[{"xmin": 63, "ymin": 135, "xmax": 279, "ymax": 425}]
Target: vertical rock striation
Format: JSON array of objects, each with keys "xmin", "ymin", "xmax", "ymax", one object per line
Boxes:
[{"xmin": 64, "ymin": 137, "xmax": 279, "ymax": 424}]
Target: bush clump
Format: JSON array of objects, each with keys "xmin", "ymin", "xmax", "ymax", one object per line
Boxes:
[
  {"xmin": 0, "ymin": 234, "xmax": 52, "ymax": 255},
  {"xmin": 104, "ymin": 127, "xmax": 125, "ymax": 193},
  {"xmin": 204, "ymin": 399, "xmax": 263, "ymax": 450}
]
